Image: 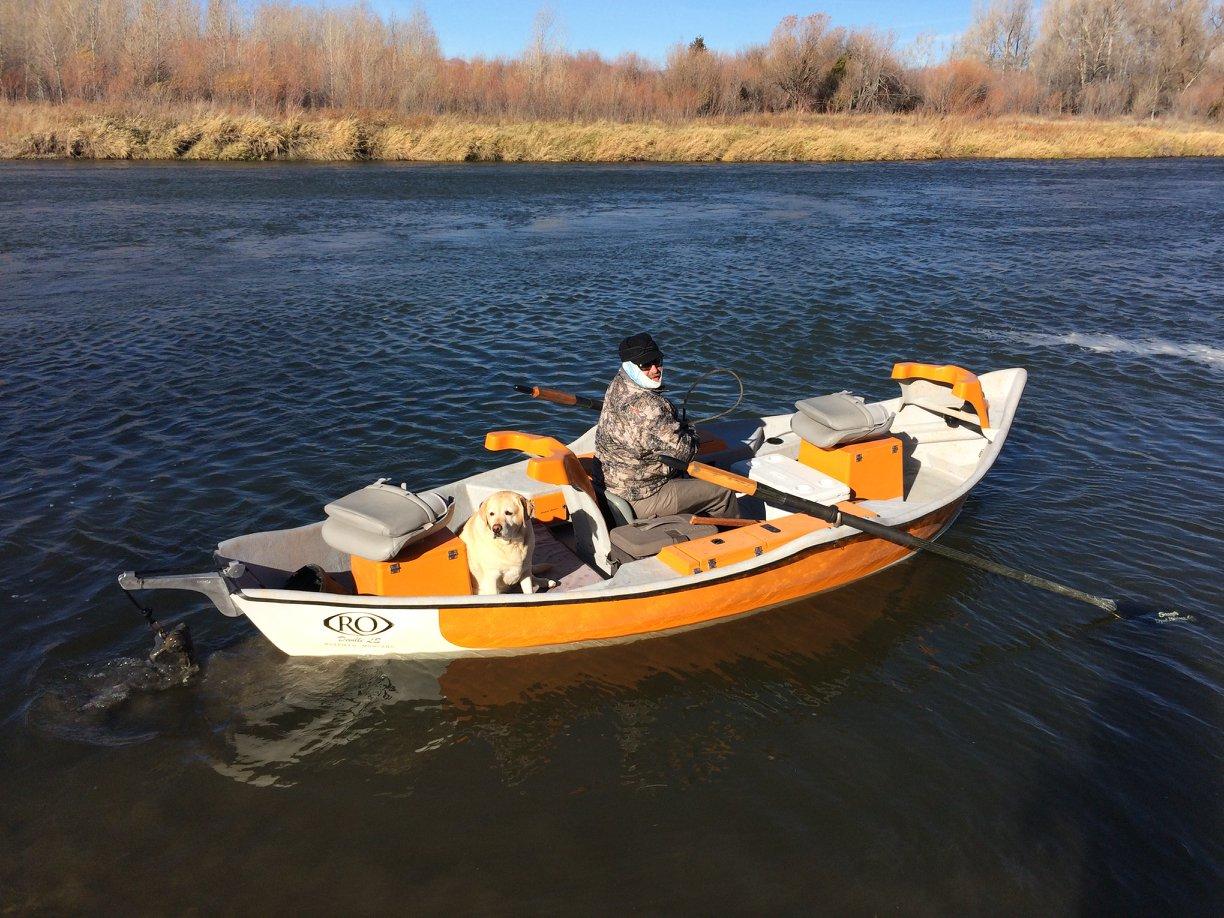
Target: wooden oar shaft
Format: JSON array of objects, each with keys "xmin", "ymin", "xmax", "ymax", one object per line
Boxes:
[
  {"xmin": 669, "ymin": 456, "xmax": 1121, "ymax": 617},
  {"xmin": 690, "ymin": 515, "xmax": 761, "ymax": 528},
  {"xmin": 514, "ymin": 384, "xmax": 603, "ymax": 412}
]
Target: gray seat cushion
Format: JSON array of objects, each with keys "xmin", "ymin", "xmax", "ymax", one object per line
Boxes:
[
  {"xmin": 609, "ymin": 515, "xmax": 718, "ymax": 564},
  {"xmin": 322, "ymin": 481, "xmax": 453, "ymax": 561},
  {"xmin": 792, "ymin": 392, "xmax": 894, "ymax": 449}
]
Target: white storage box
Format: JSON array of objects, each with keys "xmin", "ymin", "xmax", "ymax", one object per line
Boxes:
[{"xmin": 732, "ymin": 453, "xmax": 852, "ymax": 520}]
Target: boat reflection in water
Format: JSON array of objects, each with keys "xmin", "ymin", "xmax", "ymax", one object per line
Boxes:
[{"xmin": 198, "ymin": 556, "xmax": 967, "ymax": 787}]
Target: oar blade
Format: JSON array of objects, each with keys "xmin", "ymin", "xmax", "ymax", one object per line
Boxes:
[{"xmin": 1110, "ymin": 599, "xmax": 1196, "ymax": 623}]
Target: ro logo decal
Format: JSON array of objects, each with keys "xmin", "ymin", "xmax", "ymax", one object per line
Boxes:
[{"xmin": 323, "ymin": 613, "xmax": 393, "ymax": 636}]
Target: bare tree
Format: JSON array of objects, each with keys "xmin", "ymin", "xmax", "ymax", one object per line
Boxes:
[
  {"xmin": 1126, "ymin": 0, "xmax": 1223, "ymax": 114},
  {"xmin": 764, "ymin": 14, "xmax": 850, "ymax": 111},
  {"xmin": 523, "ymin": 5, "xmax": 565, "ymax": 116},
  {"xmin": 958, "ymin": 0, "xmax": 1036, "ymax": 71},
  {"xmin": 1035, "ymin": 0, "xmax": 1130, "ymax": 109}
]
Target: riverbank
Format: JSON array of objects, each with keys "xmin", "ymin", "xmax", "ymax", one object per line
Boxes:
[{"xmin": 3, "ymin": 105, "xmax": 1221, "ymax": 162}]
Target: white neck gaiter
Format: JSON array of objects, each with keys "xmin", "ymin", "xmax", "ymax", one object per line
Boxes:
[{"xmin": 622, "ymin": 361, "xmax": 662, "ymax": 390}]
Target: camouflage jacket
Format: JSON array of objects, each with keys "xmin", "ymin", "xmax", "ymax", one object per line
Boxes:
[{"xmin": 595, "ymin": 369, "xmax": 699, "ymax": 501}]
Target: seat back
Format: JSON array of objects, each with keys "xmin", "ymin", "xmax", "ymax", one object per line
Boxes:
[
  {"xmin": 484, "ymin": 431, "xmax": 614, "ymax": 575},
  {"xmin": 603, "ymin": 491, "xmax": 637, "ymax": 527},
  {"xmin": 577, "ymin": 454, "xmax": 636, "ymax": 527},
  {"xmin": 892, "ymin": 362, "xmax": 991, "ymax": 429}
]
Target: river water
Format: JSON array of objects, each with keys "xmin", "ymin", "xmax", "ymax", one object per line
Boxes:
[{"xmin": 0, "ymin": 160, "xmax": 1220, "ymax": 913}]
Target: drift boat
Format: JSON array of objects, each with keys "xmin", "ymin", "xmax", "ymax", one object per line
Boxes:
[{"xmin": 119, "ymin": 362, "xmax": 1027, "ymax": 657}]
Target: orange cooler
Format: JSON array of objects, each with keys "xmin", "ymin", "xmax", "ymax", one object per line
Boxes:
[
  {"xmin": 798, "ymin": 436, "xmax": 904, "ymax": 500},
  {"xmin": 351, "ymin": 528, "xmax": 472, "ymax": 596}
]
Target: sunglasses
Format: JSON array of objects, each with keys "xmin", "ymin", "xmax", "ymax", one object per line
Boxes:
[{"xmin": 637, "ymin": 359, "xmax": 663, "ymax": 370}]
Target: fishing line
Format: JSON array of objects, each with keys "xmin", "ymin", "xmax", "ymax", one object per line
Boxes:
[{"xmin": 681, "ymin": 368, "xmax": 745, "ymax": 425}]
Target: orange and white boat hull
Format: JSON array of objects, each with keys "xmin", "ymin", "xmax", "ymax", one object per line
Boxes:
[{"xmin": 234, "ymin": 500, "xmax": 963, "ymax": 657}]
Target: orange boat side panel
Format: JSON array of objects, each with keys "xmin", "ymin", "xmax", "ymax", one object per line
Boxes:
[
  {"xmin": 658, "ymin": 514, "xmax": 828, "ymax": 575},
  {"xmin": 891, "ymin": 361, "xmax": 990, "ymax": 427},
  {"xmin": 437, "ymin": 502, "xmax": 959, "ymax": 649},
  {"xmin": 798, "ymin": 436, "xmax": 904, "ymax": 500},
  {"xmin": 352, "ymin": 528, "xmax": 472, "ymax": 597}
]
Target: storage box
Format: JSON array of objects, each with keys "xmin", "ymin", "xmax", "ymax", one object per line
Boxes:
[
  {"xmin": 797, "ymin": 435, "xmax": 904, "ymax": 500},
  {"xmin": 732, "ymin": 453, "xmax": 851, "ymax": 518},
  {"xmin": 351, "ymin": 527, "xmax": 472, "ymax": 597},
  {"xmin": 658, "ymin": 514, "xmax": 827, "ymax": 576},
  {"xmin": 530, "ymin": 490, "xmax": 569, "ymax": 523}
]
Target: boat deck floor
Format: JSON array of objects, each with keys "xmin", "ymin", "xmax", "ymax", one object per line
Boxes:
[
  {"xmin": 533, "ymin": 522, "xmax": 603, "ymax": 592},
  {"xmin": 901, "ymin": 465, "xmax": 962, "ymax": 506}
]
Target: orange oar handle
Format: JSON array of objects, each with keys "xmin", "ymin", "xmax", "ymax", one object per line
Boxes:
[
  {"xmin": 658, "ymin": 456, "xmax": 758, "ymax": 496},
  {"xmin": 533, "ymin": 386, "xmax": 578, "ymax": 406},
  {"xmin": 514, "ymin": 384, "xmax": 603, "ymax": 412},
  {"xmin": 687, "ymin": 460, "xmax": 759, "ymax": 496}
]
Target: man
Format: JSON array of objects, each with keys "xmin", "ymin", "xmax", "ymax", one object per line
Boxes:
[{"xmin": 595, "ymin": 332, "xmax": 740, "ymax": 520}]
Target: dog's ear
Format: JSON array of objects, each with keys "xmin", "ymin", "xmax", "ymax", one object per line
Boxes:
[
  {"xmin": 521, "ymin": 495, "xmax": 535, "ymax": 521},
  {"xmin": 474, "ymin": 497, "xmax": 491, "ymax": 530}
]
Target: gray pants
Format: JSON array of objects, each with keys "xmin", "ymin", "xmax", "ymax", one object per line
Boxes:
[{"xmin": 628, "ymin": 477, "xmax": 740, "ymax": 520}]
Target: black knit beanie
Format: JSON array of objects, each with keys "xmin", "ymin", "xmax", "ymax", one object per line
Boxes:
[{"xmin": 618, "ymin": 333, "xmax": 664, "ymax": 365}]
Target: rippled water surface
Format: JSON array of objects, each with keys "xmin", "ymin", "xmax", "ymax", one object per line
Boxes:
[{"xmin": 1, "ymin": 160, "xmax": 1221, "ymax": 913}]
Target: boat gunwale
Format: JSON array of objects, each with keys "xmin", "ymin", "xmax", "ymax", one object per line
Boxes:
[
  {"xmin": 230, "ymin": 367, "xmax": 1027, "ymax": 612},
  {"xmin": 231, "ymin": 503, "xmax": 962, "ymax": 611}
]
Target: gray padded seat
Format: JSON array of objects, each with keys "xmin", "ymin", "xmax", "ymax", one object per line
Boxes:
[
  {"xmin": 583, "ymin": 456, "xmax": 637, "ymax": 529},
  {"xmin": 322, "ymin": 481, "xmax": 453, "ymax": 561},
  {"xmin": 791, "ymin": 392, "xmax": 894, "ymax": 448}
]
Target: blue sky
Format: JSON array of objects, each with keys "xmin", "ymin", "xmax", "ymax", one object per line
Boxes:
[{"xmin": 363, "ymin": 1, "xmax": 975, "ymax": 61}]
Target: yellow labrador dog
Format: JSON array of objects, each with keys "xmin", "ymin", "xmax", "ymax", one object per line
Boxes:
[{"xmin": 461, "ymin": 491, "xmax": 553, "ymax": 595}]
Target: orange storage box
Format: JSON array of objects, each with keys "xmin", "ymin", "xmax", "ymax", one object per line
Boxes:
[
  {"xmin": 530, "ymin": 490, "xmax": 569, "ymax": 523},
  {"xmin": 798, "ymin": 435, "xmax": 904, "ymax": 500},
  {"xmin": 658, "ymin": 514, "xmax": 827, "ymax": 576},
  {"xmin": 351, "ymin": 527, "xmax": 472, "ymax": 597}
]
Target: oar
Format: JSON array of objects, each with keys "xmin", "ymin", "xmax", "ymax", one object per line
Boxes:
[
  {"xmin": 659, "ymin": 456, "xmax": 1183, "ymax": 622},
  {"xmin": 514, "ymin": 384, "xmax": 603, "ymax": 413}
]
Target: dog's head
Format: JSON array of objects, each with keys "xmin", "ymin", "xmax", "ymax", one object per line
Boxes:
[{"xmin": 478, "ymin": 491, "xmax": 534, "ymax": 540}]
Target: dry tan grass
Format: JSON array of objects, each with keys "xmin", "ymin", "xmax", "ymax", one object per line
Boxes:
[{"xmin": 2, "ymin": 103, "xmax": 1221, "ymax": 163}]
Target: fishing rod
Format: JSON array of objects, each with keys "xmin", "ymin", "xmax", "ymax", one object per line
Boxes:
[{"xmin": 658, "ymin": 455, "xmax": 1185, "ymax": 623}]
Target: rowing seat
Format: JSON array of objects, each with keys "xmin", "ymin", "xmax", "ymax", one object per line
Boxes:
[
  {"xmin": 575, "ymin": 455, "xmax": 636, "ymax": 527},
  {"xmin": 484, "ymin": 431, "xmax": 615, "ymax": 576}
]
